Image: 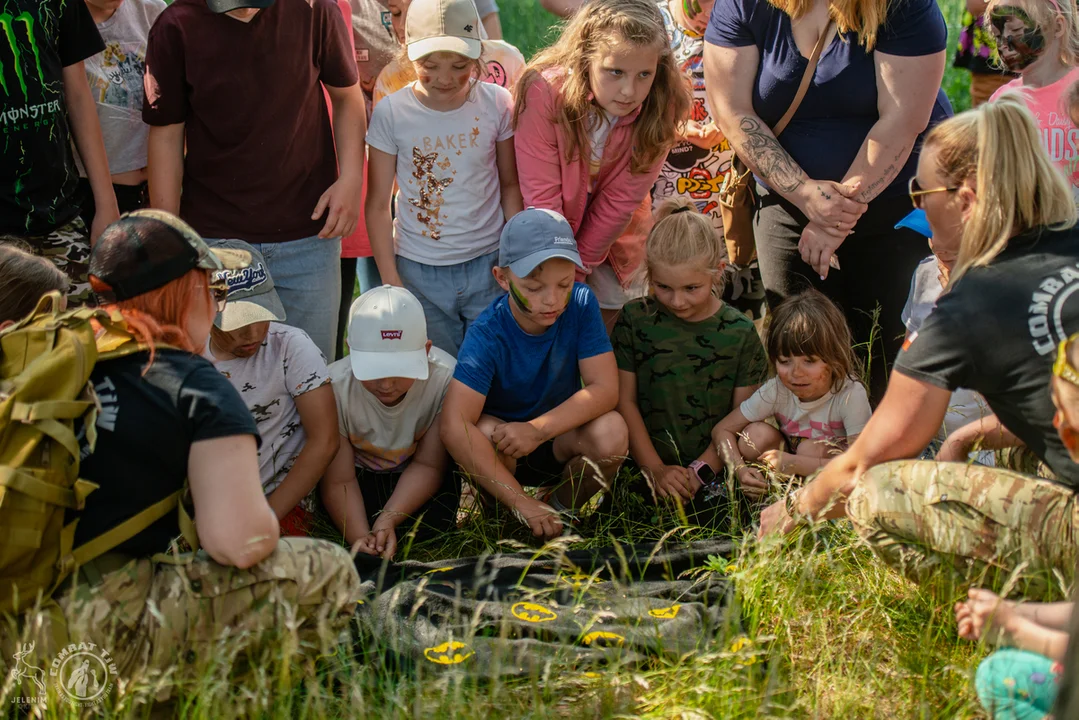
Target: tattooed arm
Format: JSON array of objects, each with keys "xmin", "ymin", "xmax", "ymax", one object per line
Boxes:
[
  {"xmin": 704, "ymin": 41, "xmax": 866, "ymax": 237},
  {"xmin": 840, "ymin": 50, "xmax": 946, "ymax": 205}
]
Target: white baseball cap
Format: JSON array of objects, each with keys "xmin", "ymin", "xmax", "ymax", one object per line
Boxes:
[
  {"xmin": 347, "ymin": 285, "xmax": 430, "ymax": 382},
  {"xmin": 405, "ymin": 0, "xmax": 483, "ymax": 61}
]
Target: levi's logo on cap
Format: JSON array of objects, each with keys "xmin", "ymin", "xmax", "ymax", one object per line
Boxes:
[{"xmin": 381, "ymin": 330, "xmax": 403, "ymax": 340}]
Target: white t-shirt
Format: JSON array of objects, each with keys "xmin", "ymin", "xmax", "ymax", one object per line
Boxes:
[
  {"xmin": 76, "ymin": 0, "xmax": 166, "ymax": 176},
  {"xmin": 366, "ymin": 81, "xmax": 514, "ymax": 265},
  {"xmin": 587, "ymin": 110, "xmax": 615, "ymax": 191},
  {"xmin": 205, "ymin": 324, "xmax": 331, "ymax": 502},
  {"xmin": 329, "ymin": 347, "xmax": 456, "ymax": 471},
  {"xmin": 902, "ymin": 255, "xmax": 995, "ymax": 451},
  {"xmin": 740, "ymin": 376, "xmax": 871, "ymax": 442}
]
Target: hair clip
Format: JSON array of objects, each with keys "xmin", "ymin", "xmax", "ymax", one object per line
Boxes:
[{"xmin": 670, "ymin": 206, "xmax": 692, "ymax": 215}]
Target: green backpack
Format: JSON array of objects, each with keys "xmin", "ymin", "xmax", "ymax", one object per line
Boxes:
[{"xmin": 0, "ymin": 292, "xmax": 196, "ymax": 616}]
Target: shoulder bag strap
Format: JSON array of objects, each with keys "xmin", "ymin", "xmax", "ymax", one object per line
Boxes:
[{"xmin": 773, "ymin": 21, "xmax": 834, "ymax": 138}]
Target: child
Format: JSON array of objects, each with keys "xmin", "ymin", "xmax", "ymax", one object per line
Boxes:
[
  {"xmin": 2, "ymin": 0, "xmax": 119, "ymax": 307},
  {"xmin": 897, "ymin": 208, "xmax": 994, "ymax": 463},
  {"xmin": 613, "ymin": 200, "xmax": 767, "ymax": 504},
  {"xmin": 440, "ymin": 208, "xmax": 629, "ymax": 540},
  {"xmin": 988, "ymin": 0, "xmax": 1079, "ymax": 196},
  {"xmin": 204, "ymin": 240, "xmax": 340, "ymax": 537},
  {"xmin": 365, "ymin": 0, "xmax": 524, "ymax": 357},
  {"xmin": 372, "ymin": 0, "xmax": 526, "ymax": 107},
  {"xmin": 713, "ymin": 289, "xmax": 872, "ymax": 499},
  {"xmin": 653, "ymin": 0, "xmax": 765, "ymax": 320},
  {"xmin": 76, "ymin": 0, "xmax": 167, "ymax": 229},
  {"xmin": 951, "ymin": 333, "xmax": 1079, "ymax": 720},
  {"xmin": 0, "ymin": 243, "xmax": 72, "ymax": 327},
  {"xmin": 321, "ymin": 285, "xmax": 459, "ymax": 559},
  {"xmin": 513, "ymin": 0, "xmax": 692, "ymax": 327}
]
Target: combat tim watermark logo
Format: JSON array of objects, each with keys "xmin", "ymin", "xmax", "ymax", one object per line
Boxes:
[{"xmin": 8, "ymin": 641, "xmax": 117, "ymax": 708}]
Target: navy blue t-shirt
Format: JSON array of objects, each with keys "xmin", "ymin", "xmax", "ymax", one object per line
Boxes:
[
  {"xmin": 705, "ymin": 0, "xmax": 953, "ymax": 199},
  {"xmin": 454, "ymin": 284, "xmax": 613, "ymax": 423}
]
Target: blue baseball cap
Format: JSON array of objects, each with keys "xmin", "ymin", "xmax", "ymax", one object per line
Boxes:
[
  {"xmin": 498, "ymin": 207, "xmax": 585, "ymax": 278},
  {"xmin": 895, "ymin": 209, "xmax": 932, "ymax": 239}
]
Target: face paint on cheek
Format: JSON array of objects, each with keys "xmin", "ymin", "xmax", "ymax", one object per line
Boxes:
[
  {"xmin": 991, "ymin": 9, "xmax": 1047, "ymax": 71},
  {"xmin": 508, "ymin": 280, "xmax": 533, "ymax": 314},
  {"xmin": 682, "ymin": 0, "xmax": 703, "ymax": 20}
]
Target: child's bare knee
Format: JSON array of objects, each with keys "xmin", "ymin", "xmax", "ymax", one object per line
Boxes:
[
  {"xmin": 580, "ymin": 411, "xmax": 629, "ymax": 459},
  {"xmin": 475, "ymin": 414, "xmax": 503, "ymax": 440},
  {"xmin": 739, "ymin": 422, "xmax": 783, "ymax": 459},
  {"xmin": 798, "ymin": 438, "xmax": 837, "ymax": 459}
]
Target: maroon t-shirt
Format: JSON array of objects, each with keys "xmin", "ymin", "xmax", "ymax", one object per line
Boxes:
[{"xmin": 143, "ymin": 0, "xmax": 358, "ymax": 243}]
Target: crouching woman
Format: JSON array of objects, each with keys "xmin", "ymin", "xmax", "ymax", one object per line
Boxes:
[{"xmin": 18, "ymin": 211, "xmax": 362, "ymax": 689}]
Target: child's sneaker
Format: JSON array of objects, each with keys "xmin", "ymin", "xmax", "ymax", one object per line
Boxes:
[{"xmin": 724, "ymin": 260, "xmax": 767, "ymax": 320}]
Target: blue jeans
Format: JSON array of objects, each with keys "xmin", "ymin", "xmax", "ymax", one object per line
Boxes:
[
  {"xmin": 245, "ymin": 235, "xmax": 341, "ymax": 360},
  {"xmin": 396, "ymin": 250, "xmax": 502, "ymax": 357}
]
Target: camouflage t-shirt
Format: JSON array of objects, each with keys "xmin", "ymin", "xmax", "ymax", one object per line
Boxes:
[{"xmin": 612, "ymin": 298, "xmax": 767, "ymax": 466}]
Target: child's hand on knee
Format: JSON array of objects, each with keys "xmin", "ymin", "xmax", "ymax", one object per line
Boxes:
[
  {"xmin": 759, "ymin": 449, "xmax": 792, "ymax": 474},
  {"xmin": 736, "ymin": 466, "xmax": 769, "ymax": 498},
  {"xmin": 492, "ymin": 421, "xmax": 546, "ymax": 459}
]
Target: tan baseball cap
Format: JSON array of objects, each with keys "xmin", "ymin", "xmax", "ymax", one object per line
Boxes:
[{"xmin": 405, "ymin": 0, "xmax": 482, "ymax": 61}]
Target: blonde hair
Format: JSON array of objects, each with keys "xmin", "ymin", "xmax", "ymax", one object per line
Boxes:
[
  {"xmin": 642, "ymin": 198, "xmax": 727, "ymax": 296},
  {"xmin": 923, "ymin": 94, "xmax": 1077, "ymax": 283},
  {"xmin": 768, "ymin": 0, "xmax": 887, "ymax": 49},
  {"xmin": 985, "ymin": 0, "xmax": 1079, "ymax": 68},
  {"xmin": 766, "ymin": 289, "xmax": 861, "ymax": 394},
  {"xmin": 512, "ymin": 0, "xmax": 692, "ymax": 174}
]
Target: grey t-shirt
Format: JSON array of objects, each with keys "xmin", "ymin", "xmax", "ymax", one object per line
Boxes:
[{"xmin": 77, "ymin": 0, "xmax": 166, "ymax": 176}]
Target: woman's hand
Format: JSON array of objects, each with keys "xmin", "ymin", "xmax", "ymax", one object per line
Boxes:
[
  {"xmin": 955, "ymin": 588, "xmax": 1016, "ymax": 644},
  {"xmin": 799, "ymin": 222, "xmax": 847, "ymax": 279},
  {"xmin": 758, "ymin": 497, "xmax": 798, "ymax": 537},
  {"xmin": 797, "ymin": 181, "xmax": 866, "ymax": 237},
  {"xmin": 682, "ymin": 120, "xmax": 725, "ymax": 150}
]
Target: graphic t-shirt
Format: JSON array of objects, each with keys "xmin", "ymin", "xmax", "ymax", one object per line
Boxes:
[
  {"xmin": 901, "ymin": 256, "xmax": 994, "ymax": 443},
  {"xmin": 329, "ymin": 347, "xmax": 455, "ymax": 470},
  {"xmin": 206, "ymin": 324, "xmax": 330, "ymax": 503},
  {"xmin": 612, "ymin": 298, "xmax": 768, "ymax": 466},
  {"xmin": 74, "ymin": 350, "xmax": 258, "ymax": 556},
  {"xmin": 0, "ymin": 0, "xmax": 104, "ymax": 235},
  {"xmin": 366, "ymin": 81, "xmax": 514, "ymax": 264},
  {"xmin": 655, "ymin": 2, "xmax": 732, "ymax": 234},
  {"xmin": 143, "ymin": 0, "xmax": 358, "ymax": 244},
  {"xmin": 455, "ymin": 284, "xmax": 613, "ymax": 423},
  {"xmin": 76, "ymin": 0, "xmax": 166, "ymax": 177},
  {"xmin": 347, "ymin": 0, "xmax": 396, "ymax": 102},
  {"xmin": 895, "ymin": 225, "xmax": 1079, "ymax": 487},
  {"xmin": 705, "ymin": 0, "xmax": 952, "ymax": 199},
  {"xmin": 740, "ymin": 376, "xmax": 871, "ymax": 442},
  {"xmin": 990, "ymin": 68, "xmax": 1079, "ymax": 199},
  {"xmin": 372, "ymin": 39, "xmax": 526, "ymax": 107}
]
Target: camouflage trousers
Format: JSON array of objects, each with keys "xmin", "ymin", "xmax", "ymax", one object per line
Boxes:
[
  {"xmin": 19, "ymin": 217, "xmax": 94, "ymax": 307},
  {"xmin": 7, "ymin": 538, "xmax": 362, "ymax": 696},
  {"xmin": 847, "ymin": 461, "xmax": 1077, "ymax": 600}
]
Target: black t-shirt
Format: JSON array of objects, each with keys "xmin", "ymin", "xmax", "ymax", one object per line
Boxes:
[
  {"xmin": 894, "ymin": 225, "xmax": 1079, "ymax": 487},
  {"xmin": 72, "ymin": 349, "xmax": 258, "ymax": 556},
  {"xmin": 0, "ymin": 0, "xmax": 104, "ymax": 236}
]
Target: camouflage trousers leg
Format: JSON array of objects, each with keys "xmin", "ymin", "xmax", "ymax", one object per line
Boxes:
[
  {"xmin": 19, "ymin": 217, "xmax": 95, "ymax": 307},
  {"xmin": 52, "ymin": 538, "xmax": 362, "ymax": 691},
  {"xmin": 847, "ymin": 461, "xmax": 1077, "ymax": 600}
]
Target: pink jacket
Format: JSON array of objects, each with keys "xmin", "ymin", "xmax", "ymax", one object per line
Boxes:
[{"xmin": 514, "ymin": 70, "xmax": 663, "ymax": 282}]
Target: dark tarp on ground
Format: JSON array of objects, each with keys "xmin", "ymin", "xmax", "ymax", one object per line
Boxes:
[{"xmin": 352, "ymin": 538, "xmax": 738, "ymax": 676}]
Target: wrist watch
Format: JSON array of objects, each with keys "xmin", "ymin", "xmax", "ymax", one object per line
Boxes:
[{"xmin": 688, "ymin": 460, "xmax": 717, "ymax": 486}]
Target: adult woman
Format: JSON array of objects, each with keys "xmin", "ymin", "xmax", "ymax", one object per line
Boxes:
[
  {"xmin": 24, "ymin": 211, "xmax": 361, "ymax": 684},
  {"xmin": 760, "ymin": 99, "xmax": 1079, "ymax": 599},
  {"xmin": 703, "ymin": 0, "xmax": 952, "ymax": 400}
]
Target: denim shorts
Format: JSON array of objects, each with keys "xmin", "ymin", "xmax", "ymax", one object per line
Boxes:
[{"xmin": 396, "ymin": 250, "xmax": 502, "ymax": 357}]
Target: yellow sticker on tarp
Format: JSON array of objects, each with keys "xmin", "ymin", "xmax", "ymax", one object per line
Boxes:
[
  {"xmin": 648, "ymin": 604, "xmax": 681, "ymax": 619},
  {"xmin": 511, "ymin": 602, "xmax": 558, "ymax": 623},
  {"xmin": 423, "ymin": 641, "xmax": 474, "ymax": 665},
  {"xmin": 424, "ymin": 566, "xmax": 453, "ymax": 575},
  {"xmin": 559, "ymin": 572, "xmax": 593, "ymax": 588},
  {"xmin": 581, "ymin": 631, "xmax": 625, "ymax": 647}
]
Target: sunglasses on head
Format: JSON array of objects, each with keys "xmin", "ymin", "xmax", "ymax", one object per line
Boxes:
[
  {"xmin": 1054, "ymin": 334, "xmax": 1079, "ymax": 388},
  {"xmin": 908, "ymin": 177, "xmax": 959, "ymax": 209},
  {"xmin": 208, "ymin": 278, "xmax": 230, "ymax": 313}
]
